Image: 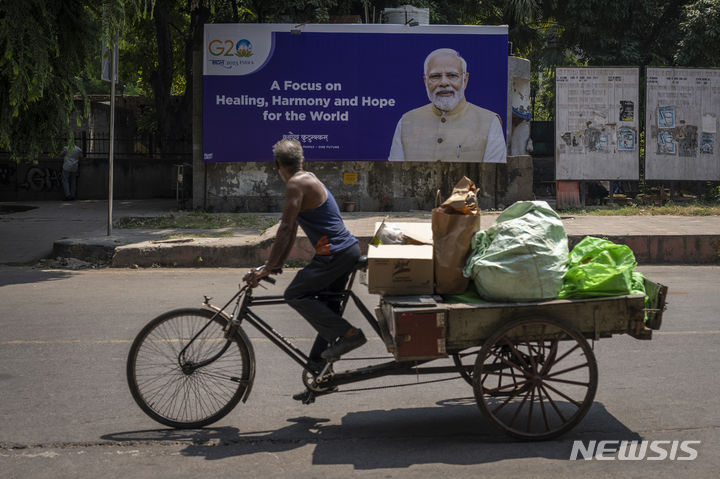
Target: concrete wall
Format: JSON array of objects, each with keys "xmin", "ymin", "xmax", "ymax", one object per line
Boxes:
[
  {"xmin": 194, "ymin": 155, "xmax": 532, "ymax": 212},
  {"xmin": 0, "ymin": 156, "xmax": 180, "ymax": 202}
]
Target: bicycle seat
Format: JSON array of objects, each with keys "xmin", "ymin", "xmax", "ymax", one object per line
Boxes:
[{"xmin": 355, "ymin": 255, "xmax": 368, "ymax": 270}]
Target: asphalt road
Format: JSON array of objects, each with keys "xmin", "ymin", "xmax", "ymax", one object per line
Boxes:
[{"xmin": 0, "ymin": 266, "xmax": 718, "ymax": 478}]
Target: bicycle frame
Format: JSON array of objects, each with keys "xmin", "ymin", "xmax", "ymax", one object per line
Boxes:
[{"xmin": 190, "ymin": 267, "xmax": 463, "ymax": 396}]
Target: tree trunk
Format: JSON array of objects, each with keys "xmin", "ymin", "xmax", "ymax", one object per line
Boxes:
[
  {"xmin": 181, "ymin": 2, "xmax": 210, "ymax": 139},
  {"xmin": 150, "ymin": 0, "xmax": 174, "ymax": 152}
]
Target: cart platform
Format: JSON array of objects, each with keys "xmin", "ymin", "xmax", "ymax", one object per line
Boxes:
[{"xmin": 378, "ymin": 277, "xmax": 668, "ymax": 359}]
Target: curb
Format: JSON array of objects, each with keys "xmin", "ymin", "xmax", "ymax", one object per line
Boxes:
[
  {"xmin": 53, "ymin": 233, "xmax": 720, "ymax": 267},
  {"xmin": 586, "ymin": 234, "xmax": 720, "ymax": 264}
]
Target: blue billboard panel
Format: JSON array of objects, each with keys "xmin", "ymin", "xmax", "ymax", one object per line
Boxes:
[{"xmin": 203, "ymin": 24, "xmax": 508, "ymax": 162}]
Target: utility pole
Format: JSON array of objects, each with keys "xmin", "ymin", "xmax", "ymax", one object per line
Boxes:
[{"xmin": 102, "ymin": 37, "xmax": 118, "ymax": 236}]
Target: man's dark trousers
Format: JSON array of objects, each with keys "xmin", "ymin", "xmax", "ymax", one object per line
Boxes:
[{"xmin": 284, "ymin": 242, "xmax": 361, "ymax": 357}]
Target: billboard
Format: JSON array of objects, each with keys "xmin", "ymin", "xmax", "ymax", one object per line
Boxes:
[
  {"xmin": 555, "ymin": 67, "xmax": 640, "ymax": 180},
  {"xmin": 203, "ymin": 24, "xmax": 508, "ymax": 162},
  {"xmin": 645, "ymin": 67, "xmax": 720, "ymax": 180}
]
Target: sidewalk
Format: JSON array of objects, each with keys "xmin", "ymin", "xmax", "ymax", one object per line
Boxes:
[{"xmin": 1, "ymin": 199, "xmax": 719, "ymax": 267}]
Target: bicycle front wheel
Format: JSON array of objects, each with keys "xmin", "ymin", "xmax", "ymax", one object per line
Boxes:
[{"xmin": 127, "ymin": 308, "xmax": 252, "ymax": 428}]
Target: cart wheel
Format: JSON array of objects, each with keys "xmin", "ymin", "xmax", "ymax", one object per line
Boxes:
[
  {"xmin": 454, "ymin": 346, "xmax": 533, "ymax": 396},
  {"xmin": 473, "ymin": 317, "xmax": 598, "ymax": 441},
  {"xmin": 452, "ymin": 348, "xmax": 480, "ymax": 385}
]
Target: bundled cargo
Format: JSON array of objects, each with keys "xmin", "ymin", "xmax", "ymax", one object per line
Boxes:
[
  {"xmin": 432, "ymin": 177, "xmax": 482, "ymax": 294},
  {"xmin": 558, "ymin": 236, "xmax": 646, "ymax": 299},
  {"xmin": 462, "ymin": 201, "xmax": 569, "ymax": 302}
]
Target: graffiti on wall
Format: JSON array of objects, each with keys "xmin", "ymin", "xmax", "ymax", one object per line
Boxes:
[
  {"xmin": 0, "ymin": 165, "xmax": 17, "ymax": 185},
  {"xmin": 0, "ymin": 164, "xmax": 64, "ymax": 192},
  {"xmin": 21, "ymin": 167, "xmax": 63, "ymax": 191}
]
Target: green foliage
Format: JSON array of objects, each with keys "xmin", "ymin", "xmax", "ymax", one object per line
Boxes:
[
  {"xmin": 115, "ymin": 211, "xmax": 279, "ymax": 231},
  {"xmin": 562, "ymin": 202, "xmax": 720, "ymax": 216},
  {"xmin": 0, "ymin": 0, "xmax": 149, "ymax": 163},
  {"xmin": 531, "ymin": 68, "xmax": 554, "ymax": 121},
  {"xmin": 674, "ymin": 0, "xmax": 720, "ymax": 67},
  {"xmin": 0, "ymin": 0, "xmax": 96, "ymax": 161},
  {"xmin": 550, "ymin": 0, "xmax": 693, "ymax": 66},
  {"xmin": 120, "ymin": 0, "xmax": 188, "ymax": 97}
]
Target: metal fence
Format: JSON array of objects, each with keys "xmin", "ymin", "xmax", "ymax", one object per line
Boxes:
[{"xmin": 78, "ymin": 133, "xmax": 191, "ymax": 160}]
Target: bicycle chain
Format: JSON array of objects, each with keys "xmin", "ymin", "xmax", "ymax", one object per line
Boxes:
[
  {"xmin": 312, "ymin": 355, "xmax": 465, "ymax": 393},
  {"xmin": 332, "ymin": 375, "xmax": 463, "ymax": 393}
]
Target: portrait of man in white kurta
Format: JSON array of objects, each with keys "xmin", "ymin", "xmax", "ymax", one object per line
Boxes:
[{"xmin": 388, "ymin": 48, "xmax": 506, "ymax": 163}]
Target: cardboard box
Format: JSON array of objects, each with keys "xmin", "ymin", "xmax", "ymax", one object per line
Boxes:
[
  {"xmin": 367, "ymin": 244, "xmax": 434, "ymax": 295},
  {"xmin": 373, "ymin": 221, "xmax": 433, "ymax": 245},
  {"xmin": 380, "ymin": 296, "xmax": 447, "ymax": 360}
]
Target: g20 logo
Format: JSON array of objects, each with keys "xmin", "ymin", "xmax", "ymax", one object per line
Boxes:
[{"xmin": 208, "ymin": 39, "xmax": 253, "ymax": 57}]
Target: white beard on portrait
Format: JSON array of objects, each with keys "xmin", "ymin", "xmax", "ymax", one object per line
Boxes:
[{"xmin": 427, "ymin": 84, "xmax": 465, "ymax": 112}]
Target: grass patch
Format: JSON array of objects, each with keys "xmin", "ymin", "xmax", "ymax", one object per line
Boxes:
[
  {"xmin": 115, "ymin": 212, "xmax": 279, "ymax": 231},
  {"xmin": 560, "ymin": 202, "xmax": 720, "ymax": 216},
  {"xmin": 164, "ymin": 232, "xmax": 235, "ymax": 239}
]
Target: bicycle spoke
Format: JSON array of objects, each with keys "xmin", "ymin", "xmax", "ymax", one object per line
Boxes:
[
  {"xmin": 551, "ymin": 341, "xmax": 581, "ymax": 366},
  {"xmin": 545, "ymin": 362, "xmax": 589, "ymax": 378},
  {"xmin": 507, "ymin": 387, "xmax": 532, "ymax": 428},
  {"xmin": 487, "ymin": 348, "xmax": 532, "ymax": 377},
  {"xmin": 540, "ymin": 384, "xmax": 567, "ymax": 423},
  {"xmin": 536, "ymin": 385, "xmax": 551, "ymax": 432},
  {"xmin": 128, "ymin": 310, "xmax": 251, "ymax": 427},
  {"xmin": 542, "ymin": 382, "xmax": 583, "ymax": 408},
  {"xmin": 526, "ymin": 385, "xmax": 536, "ymax": 432}
]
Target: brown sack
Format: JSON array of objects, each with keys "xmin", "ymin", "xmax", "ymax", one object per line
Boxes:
[
  {"xmin": 439, "ymin": 176, "xmax": 478, "ymax": 214},
  {"xmin": 432, "ymin": 178, "xmax": 481, "ymax": 294}
]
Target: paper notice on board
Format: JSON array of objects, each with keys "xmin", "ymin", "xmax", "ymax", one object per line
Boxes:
[{"xmin": 702, "ymin": 114, "xmax": 717, "ymax": 133}]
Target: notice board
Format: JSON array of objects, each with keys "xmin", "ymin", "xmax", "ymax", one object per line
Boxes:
[
  {"xmin": 555, "ymin": 67, "xmax": 640, "ymax": 180},
  {"xmin": 645, "ymin": 67, "xmax": 720, "ymax": 180}
]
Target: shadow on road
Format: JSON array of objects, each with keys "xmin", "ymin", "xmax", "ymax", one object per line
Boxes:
[
  {"xmin": 102, "ymin": 400, "xmax": 641, "ymax": 469},
  {"xmin": 0, "ymin": 267, "xmax": 74, "ymax": 287}
]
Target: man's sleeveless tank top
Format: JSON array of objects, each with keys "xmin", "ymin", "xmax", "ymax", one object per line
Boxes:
[{"xmin": 296, "ymin": 186, "xmax": 358, "ymax": 254}]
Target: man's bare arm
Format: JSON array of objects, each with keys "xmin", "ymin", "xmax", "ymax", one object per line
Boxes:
[
  {"xmin": 265, "ymin": 179, "xmax": 302, "ymax": 270},
  {"xmin": 243, "ymin": 179, "xmax": 304, "ymax": 286}
]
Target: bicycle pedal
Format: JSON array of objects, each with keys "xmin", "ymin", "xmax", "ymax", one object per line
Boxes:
[{"xmin": 292, "ymin": 389, "xmax": 316, "ymax": 404}]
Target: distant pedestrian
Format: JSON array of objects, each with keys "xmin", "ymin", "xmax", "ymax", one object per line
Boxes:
[{"xmin": 62, "ymin": 143, "xmax": 82, "ymax": 201}]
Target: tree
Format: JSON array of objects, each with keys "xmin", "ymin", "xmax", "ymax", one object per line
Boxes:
[
  {"xmin": 0, "ymin": 0, "xmax": 148, "ymax": 162},
  {"xmin": 674, "ymin": 0, "xmax": 720, "ymax": 67},
  {"xmin": 550, "ymin": 0, "xmax": 692, "ymax": 66},
  {"xmin": 0, "ymin": 1, "xmax": 98, "ymax": 162}
]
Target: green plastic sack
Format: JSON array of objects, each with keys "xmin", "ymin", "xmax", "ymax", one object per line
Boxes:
[
  {"xmin": 462, "ymin": 201, "xmax": 569, "ymax": 302},
  {"xmin": 558, "ymin": 236, "xmax": 646, "ymax": 299}
]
